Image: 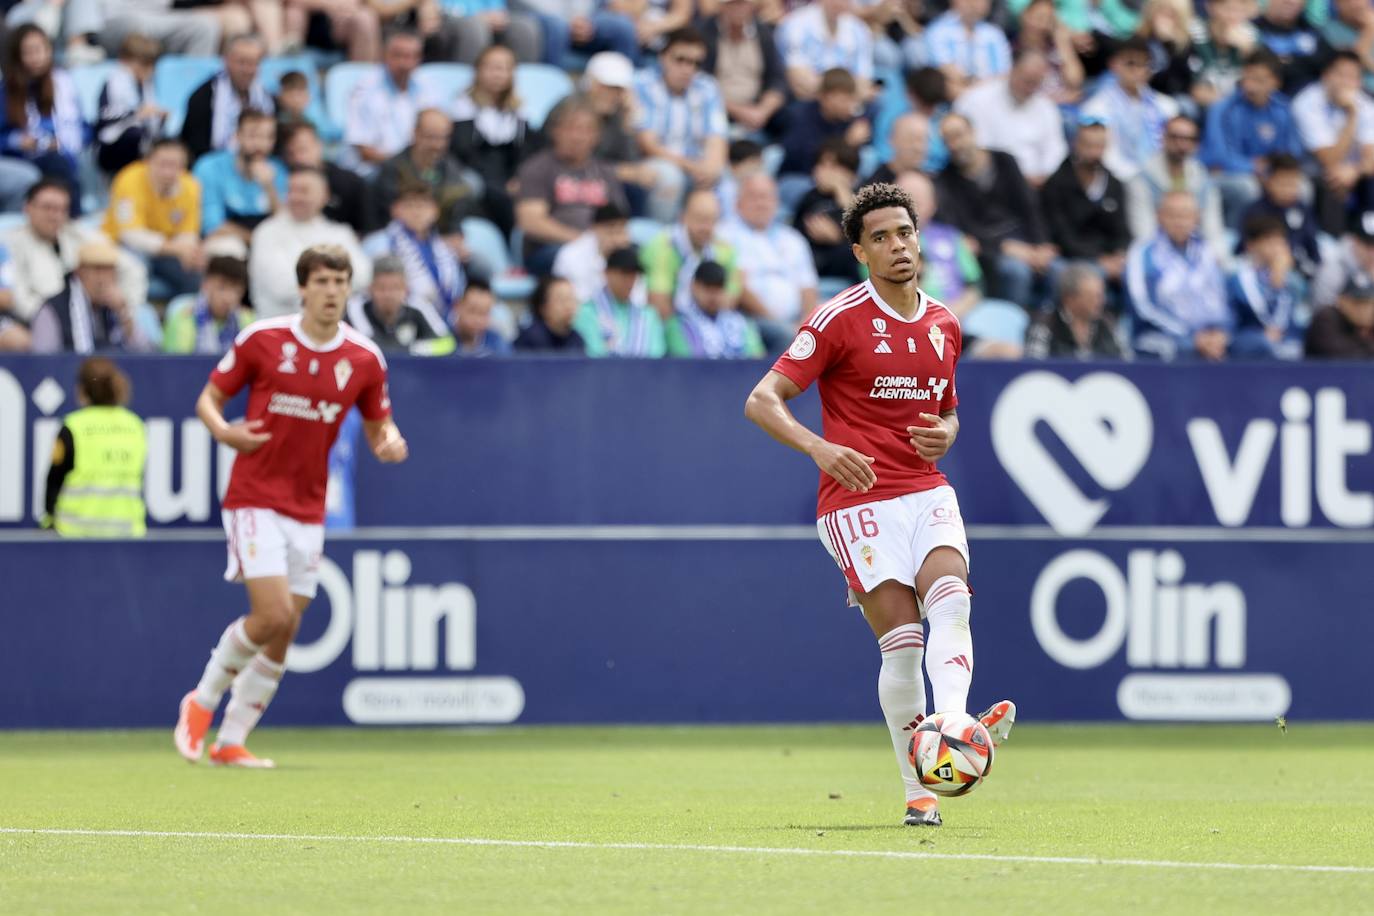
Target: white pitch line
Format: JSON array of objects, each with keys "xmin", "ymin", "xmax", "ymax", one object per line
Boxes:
[{"xmin": 2, "ymin": 827, "xmax": 1372, "ymax": 876}]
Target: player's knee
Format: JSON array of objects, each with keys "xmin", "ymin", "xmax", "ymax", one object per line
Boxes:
[{"xmin": 251, "ymin": 602, "xmax": 295, "ymax": 640}]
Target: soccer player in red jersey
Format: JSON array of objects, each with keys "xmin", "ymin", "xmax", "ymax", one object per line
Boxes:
[
  {"xmin": 174, "ymin": 245, "xmax": 408, "ymax": 768},
  {"xmin": 745, "ymin": 183, "xmax": 1015, "ymax": 826}
]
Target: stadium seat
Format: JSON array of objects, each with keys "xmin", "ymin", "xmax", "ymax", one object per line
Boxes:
[
  {"xmin": 0, "ymin": 212, "xmax": 25, "ymax": 236},
  {"xmin": 258, "ymin": 55, "xmax": 337, "ymax": 140},
  {"xmin": 962, "ymin": 299, "xmax": 1030, "ymax": 345},
  {"xmin": 324, "ymin": 62, "xmax": 381, "ymax": 135},
  {"xmin": 153, "ymin": 56, "xmax": 222, "ymax": 137},
  {"xmin": 462, "ymin": 216, "xmax": 535, "ymax": 301},
  {"xmin": 415, "ymin": 63, "xmax": 473, "ymax": 109},
  {"xmin": 627, "ymin": 218, "xmax": 665, "ymax": 248},
  {"xmin": 71, "ymin": 63, "xmax": 117, "ymax": 125},
  {"xmin": 515, "ymin": 64, "xmax": 574, "ymax": 130}
]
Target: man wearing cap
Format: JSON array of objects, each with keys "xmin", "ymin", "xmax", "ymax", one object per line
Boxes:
[
  {"xmin": 1313, "ymin": 211, "xmax": 1374, "ymax": 308},
  {"xmin": 30, "ymin": 241, "xmax": 155, "ymax": 354},
  {"xmin": 665, "ymin": 259, "xmax": 764, "ymax": 358},
  {"xmin": 1307, "ymin": 274, "xmax": 1374, "ymax": 357},
  {"xmin": 579, "ymin": 53, "xmax": 658, "ymax": 208},
  {"xmin": 702, "ymin": 0, "xmax": 787, "ymax": 135},
  {"xmin": 571, "ymin": 245, "xmax": 666, "ymax": 357}
]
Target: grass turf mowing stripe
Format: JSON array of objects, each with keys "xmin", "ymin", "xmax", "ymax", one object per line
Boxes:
[{"xmin": 4, "ymin": 827, "xmax": 1372, "ymax": 876}]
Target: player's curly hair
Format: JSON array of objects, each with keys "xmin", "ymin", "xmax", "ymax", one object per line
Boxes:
[{"xmin": 841, "ymin": 182, "xmax": 919, "ymax": 246}]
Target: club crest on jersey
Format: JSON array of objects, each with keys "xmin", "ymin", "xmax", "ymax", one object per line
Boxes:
[
  {"xmin": 928, "ymin": 325, "xmax": 945, "ymax": 359},
  {"xmin": 334, "ymin": 358, "xmax": 353, "ymax": 391},
  {"xmin": 861, "ymin": 545, "xmax": 874, "ymax": 568},
  {"xmin": 874, "ymin": 340, "xmax": 893, "ymax": 354},
  {"xmin": 278, "ymin": 342, "xmax": 298, "ymax": 373}
]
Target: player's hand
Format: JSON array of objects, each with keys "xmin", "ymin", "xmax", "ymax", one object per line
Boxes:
[
  {"xmin": 220, "ymin": 419, "xmax": 272, "ymax": 454},
  {"xmin": 809, "ymin": 440, "xmax": 877, "ymax": 493},
  {"xmin": 908, "ymin": 413, "xmax": 955, "ymax": 463},
  {"xmin": 373, "ymin": 431, "xmax": 409, "ymax": 463}
]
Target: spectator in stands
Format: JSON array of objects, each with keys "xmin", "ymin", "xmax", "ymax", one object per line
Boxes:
[
  {"xmin": 953, "ymin": 48, "xmax": 1066, "ymax": 188},
  {"xmin": 571, "ymin": 244, "xmax": 666, "ymax": 356},
  {"xmin": 794, "ymin": 137, "xmax": 861, "ymax": 282},
  {"xmin": 1238, "ymin": 153, "xmax": 1320, "ymax": 278},
  {"xmin": 345, "ymin": 31, "xmax": 437, "ymax": 175},
  {"xmin": 180, "ymin": 34, "xmax": 274, "ymax": 166},
  {"xmin": 281, "ymin": 123, "xmax": 371, "ymax": 236},
  {"xmin": 898, "ymin": 170, "xmax": 982, "ymax": 319},
  {"xmin": 1201, "ymin": 49, "xmax": 1303, "ymax": 226},
  {"xmin": 865, "ymin": 113, "xmax": 929, "ymax": 187},
  {"xmin": 104, "ymin": 138, "xmax": 202, "ymax": 300},
  {"xmin": 0, "ymin": 243, "xmax": 30, "ymax": 350},
  {"xmin": 1293, "ymin": 51, "xmax": 1374, "ymax": 235},
  {"xmin": 1126, "ymin": 190, "xmax": 1230, "ymax": 360},
  {"xmin": 163, "ymin": 255, "xmax": 253, "ymax": 354},
  {"xmin": 1314, "ymin": 212, "xmax": 1374, "ymax": 308},
  {"xmin": 438, "ymin": 0, "xmax": 543, "ymax": 62},
  {"xmin": 1190, "ymin": 0, "xmax": 1258, "ymax": 106},
  {"xmin": 94, "ymin": 34, "xmax": 165, "ymax": 180},
  {"xmin": 552, "ymin": 200, "xmax": 629, "ymax": 303},
  {"xmin": 716, "ymin": 137, "xmax": 763, "ymax": 219},
  {"xmin": 920, "ymin": 0, "xmax": 1012, "ymax": 93},
  {"xmin": 1040, "ymin": 118, "xmax": 1131, "ymax": 293},
  {"xmin": 702, "ymin": 0, "xmax": 786, "ymax": 135},
  {"xmin": 5, "ymin": 0, "xmax": 105, "ymax": 65},
  {"xmin": 1254, "ymin": 0, "xmax": 1332, "ymax": 96},
  {"xmin": 872, "ymin": 67, "xmax": 950, "ymax": 174},
  {"xmin": 192, "ymin": 109, "xmax": 287, "ymax": 241},
  {"xmin": 1307, "ymin": 273, "xmax": 1374, "ymax": 357},
  {"xmin": 1026, "ymin": 261, "xmax": 1130, "ymax": 360},
  {"xmin": 938, "ymin": 112, "xmax": 1055, "ymax": 309},
  {"xmin": 606, "ymin": 0, "xmax": 692, "ymax": 57},
  {"xmin": 1323, "ymin": 0, "xmax": 1374, "ymax": 75},
  {"xmin": 375, "ymin": 108, "xmax": 479, "ymax": 235},
  {"xmin": 249, "ymin": 167, "xmax": 370, "ymax": 318},
  {"xmin": 666, "ymin": 259, "xmax": 764, "ymax": 358},
  {"xmin": 642, "ymin": 187, "xmax": 748, "ymax": 319},
  {"xmin": 514, "ymin": 274, "xmax": 587, "ymax": 352},
  {"xmin": 451, "ymin": 44, "xmax": 534, "ymax": 236},
  {"xmin": 778, "ymin": 67, "xmax": 871, "ymax": 178},
  {"xmin": 1080, "ymin": 37, "xmax": 1179, "ymax": 183},
  {"xmin": 451, "ymin": 279, "xmax": 512, "ymax": 356},
  {"xmin": 273, "ymin": 71, "xmax": 315, "ymax": 152},
  {"xmin": 723, "ymin": 172, "xmax": 818, "ymax": 348},
  {"xmin": 3, "ymin": 179, "xmax": 147, "ymax": 325},
  {"xmin": 578, "ymin": 51, "xmax": 641, "ymax": 171},
  {"xmin": 515, "ymin": 97, "xmax": 628, "ymax": 275},
  {"xmin": 1127, "ymin": 114, "xmax": 1228, "ymax": 265},
  {"xmin": 347, "ymin": 254, "xmax": 453, "ymax": 353},
  {"xmin": 1136, "ymin": 0, "xmax": 1198, "ymax": 100},
  {"xmin": 368, "ymin": 184, "xmax": 465, "ymax": 318},
  {"xmin": 1227, "ymin": 212, "xmax": 1306, "ymax": 359},
  {"xmin": 777, "ymin": 0, "xmax": 874, "ymax": 101},
  {"xmin": 30, "ymin": 240, "xmax": 154, "ymax": 354},
  {"xmin": 97, "ymin": 0, "xmax": 226, "ymax": 59},
  {"xmin": 510, "ymin": 0, "xmax": 640, "ymax": 67},
  {"xmin": 283, "ymin": 0, "xmax": 382, "ymax": 62},
  {"xmin": 634, "ymin": 27, "xmax": 729, "ymax": 222},
  {"xmin": 0, "ymin": 24, "xmax": 82, "ymax": 209},
  {"xmin": 1012, "ymin": 0, "xmax": 1085, "ymax": 105}
]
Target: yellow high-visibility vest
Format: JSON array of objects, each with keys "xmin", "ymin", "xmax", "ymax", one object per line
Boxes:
[{"xmin": 54, "ymin": 406, "xmax": 147, "ymax": 538}]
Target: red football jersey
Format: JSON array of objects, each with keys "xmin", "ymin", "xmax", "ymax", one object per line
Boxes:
[
  {"xmin": 771, "ymin": 280, "xmax": 962, "ymax": 518},
  {"xmin": 209, "ymin": 315, "xmax": 391, "ymax": 523}
]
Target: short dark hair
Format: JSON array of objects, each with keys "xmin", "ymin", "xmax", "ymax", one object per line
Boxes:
[
  {"xmin": 24, "ymin": 176, "xmax": 70, "ymax": 203},
  {"xmin": 296, "ymin": 244, "xmax": 352, "ymax": 286},
  {"xmin": 237, "ymin": 108, "xmax": 275, "ymax": 130},
  {"xmin": 288, "ymin": 164, "xmax": 327, "ymax": 181},
  {"xmin": 817, "ymin": 136, "xmax": 860, "ymax": 174},
  {"xmin": 531, "ymin": 275, "xmax": 572, "ymax": 318},
  {"xmin": 148, "ymin": 136, "xmax": 187, "ymax": 157},
  {"xmin": 117, "ymin": 33, "xmax": 161, "ymax": 65},
  {"xmin": 729, "ymin": 138, "xmax": 764, "ymax": 165},
  {"xmin": 462, "ymin": 278, "xmax": 493, "ymax": 298},
  {"xmin": 1242, "ymin": 213, "xmax": 1288, "ymax": 243},
  {"xmin": 393, "ymin": 181, "xmax": 436, "ymax": 204},
  {"xmin": 593, "ymin": 200, "xmax": 629, "ymax": 224},
  {"xmin": 280, "ymin": 121, "xmax": 319, "ymax": 148},
  {"xmin": 1326, "ymin": 49, "xmax": 1364, "ymax": 73},
  {"xmin": 1242, "ymin": 47, "xmax": 1284, "ymax": 80},
  {"xmin": 279, "ymin": 70, "xmax": 308, "ymax": 91},
  {"xmin": 1112, "ymin": 36, "xmax": 1152, "ymax": 59},
  {"xmin": 1265, "ymin": 152, "xmax": 1303, "ymax": 175},
  {"xmin": 905, "ymin": 67, "xmax": 947, "ymax": 107},
  {"xmin": 662, "ymin": 26, "xmax": 706, "ymax": 52},
  {"xmin": 76, "ymin": 357, "xmax": 129, "ymax": 407},
  {"xmin": 842, "ymin": 182, "xmax": 919, "ymax": 246},
  {"xmin": 819, "ymin": 67, "xmax": 857, "ymax": 95},
  {"xmin": 205, "ymin": 255, "xmax": 248, "ymax": 288}
]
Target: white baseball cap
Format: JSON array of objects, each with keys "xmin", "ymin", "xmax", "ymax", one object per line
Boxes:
[{"xmin": 586, "ymin": 52, "xmax": 634, "ymax": 89}]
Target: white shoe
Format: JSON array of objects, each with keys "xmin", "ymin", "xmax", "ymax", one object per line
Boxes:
[{"xmin": 978, "ymin": 699, "xmax": 1016, "ymax": 746}]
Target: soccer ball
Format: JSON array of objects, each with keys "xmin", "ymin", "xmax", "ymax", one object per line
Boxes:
[{"xmin": 908, "ymin": 712, "xmax": 994, "ymax": 797}]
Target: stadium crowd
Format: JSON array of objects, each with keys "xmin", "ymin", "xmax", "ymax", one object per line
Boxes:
[{"xmin": 0, "ymin": 0, "xmax": 1373, "ymax": 361}]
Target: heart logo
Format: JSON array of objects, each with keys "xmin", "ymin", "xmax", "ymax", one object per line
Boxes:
[{"xmin": 991, "ymin": 372, "xmax": 1153, "ymax": 535}]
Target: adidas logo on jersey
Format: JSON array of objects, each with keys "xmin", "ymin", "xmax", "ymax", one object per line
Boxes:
[{"xmin": 874, "ymin": 340, "xmax": 893, "ymax": 354}]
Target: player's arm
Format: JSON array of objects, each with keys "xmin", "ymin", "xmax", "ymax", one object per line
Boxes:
[
  {"xmin": 195, "ymin": 382, "xmax": 271, "ymax": 453},
  {"xmin": 744, "ymin": 369, "xmax": 877, "ymax": 493},
  {"xmin": 363, "ymin": 417, "xmax": 409, "ymax": 464},
  {"xmin": 907, "ymin": 409, "xmax": 959, "ymax": 462}
]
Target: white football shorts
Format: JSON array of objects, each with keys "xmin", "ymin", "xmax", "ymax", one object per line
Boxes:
[
  {"xmin": 815, "ymin": 485, "xmax": 970, "ymax": 607},
  {"xmin": 222, "ymin": 507, "xmax": 325, "ymax": 598}
]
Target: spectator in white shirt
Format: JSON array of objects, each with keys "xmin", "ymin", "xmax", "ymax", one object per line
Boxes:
[
  {"xmin": 953, "ymin": 49, "xmax": 1066, "ymax": 188},
  {"xmin": 776, "ymin": 0, "xmax": 875, "ymax": 101},
  {"xmin": 248, "ymin": 168, "xmax": 370, "ymax": 318},
  {"xmin": 723, "ymin": 171, "xmax": 818, "ymax": 350},
  {"xmin": 919, "ymin": 0, "xmax": 1013, "ymax": 95},
  {"xmin": 1292, "ymin": 50, "xmax": 1374, "ymax": 234},
  {"xmin": 553, "ymin": 200, "xmax": 630, "ymax": 304},
  {"xmin": 345, "ymin": 31, "xmax": 437, "ymax": 176},
  {"xmin": 1080, "ymin": 36, "xmax": 1180, "ymax": 182}
]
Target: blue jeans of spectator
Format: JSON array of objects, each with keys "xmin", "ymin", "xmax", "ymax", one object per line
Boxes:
[
  {"xmin": 0, "ymin": 157, "xmax": 41, "ymax": 212},
  {"xmin": 145, "ymin": 254, "xmax": 202, "ymax": 302},
  {"xmin": 1230, "ymin": 327, "xmax": 1303, "ymax": 360},
  {"xmin": 525, "ymin": 241, "xmax": 563, "ymax": 278},
  {"xmin": 533, "ymin": 11, "xmax": 639, "ymax": 68}
]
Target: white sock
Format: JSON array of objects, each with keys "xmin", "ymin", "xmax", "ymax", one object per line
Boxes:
[
  {"xmin": 922, "ymin": 576, "xmax": 973, "ymax": 714},
  {"xmin": 194, "ymin": 618, "xmax": 261, "ymax": 711},
  {"xmin": 877, "ymin": 623, "xmax": 936, "ymax": 805},
  {"xmin": 216, "ymin": 655, "xmax": 284, "ymax": 747}
]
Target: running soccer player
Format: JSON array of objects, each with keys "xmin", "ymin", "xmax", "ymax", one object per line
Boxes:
[
  {"xmin": 174, "ymin": 245, "xmax": 408, "ymax": 768},
  {"xmin": 744, "ymin": 183, "xmax": 1015, "ymax": 827}
]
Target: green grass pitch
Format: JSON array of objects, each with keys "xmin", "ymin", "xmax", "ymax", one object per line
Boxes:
[{"xmin": 2, "ymin": 724, "xmax": 1372, "ymax": 914}]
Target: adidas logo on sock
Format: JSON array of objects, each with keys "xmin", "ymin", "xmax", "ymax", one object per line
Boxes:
[{"xmin": 944, "ymin": 655, "xmax": 971, "ymax": 671}]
